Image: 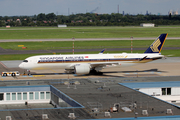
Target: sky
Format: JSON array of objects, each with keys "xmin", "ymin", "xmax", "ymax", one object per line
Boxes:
[{"xmin": 0, "ymin": 0, "xmax": 179, "ymax": 16}]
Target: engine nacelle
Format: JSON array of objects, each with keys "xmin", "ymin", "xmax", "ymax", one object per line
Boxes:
[{"xmin": 74, "ymin": 64, "xmax": 90, "ymax": 75}]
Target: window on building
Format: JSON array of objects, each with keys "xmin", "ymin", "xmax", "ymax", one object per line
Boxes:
[
  {"xmin": 23, "ymin": 92, "xmax": 27, "ymax": 100},
  {"xmin": 167, "ymin": 88, "xmax": 171, "ymax": 95},
  {"xmin": 17, "ymin": 93, "xmax": 21, "ymax": 100},
  {"xmin": 162, "ymin": 88, "xmax": 166, "ymax": 95},
  {"xmin": 162, "ymin": 88, "xmax": 171, "ymax": 95},
  {"xmin": 12, "ymin": 93, "xmax": 16, "ymax": 100},
  {"xmin": 6, "ymin": 93, "xmax": 10, "ymax": 100},
  {"xmin": 29, "ymin": 92, "xmax": 34, "ymax": 100},
  {"xmin": 35, "ymin": 92, "xmax": 39, "ymax": 100},
  {"xmin": 46, "ymin": 92, "xmax": 50, "ymax": 99},
  {"xmin": 40, "ymin": 92, "xmax": 44, "ymax": 99},
  {"xmin": 0, "ymin": 93, "xmax": 4, "ymax": 101}
]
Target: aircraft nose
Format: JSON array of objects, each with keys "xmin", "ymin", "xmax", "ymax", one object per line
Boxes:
[{"xmin": 19, "ymin": 63, "xmax": 24, "ymax": 69}]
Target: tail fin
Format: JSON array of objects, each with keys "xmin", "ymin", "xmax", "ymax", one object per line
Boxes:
[{"xmin": 144, "ymin": 33, "xmax": 168, "ymax": 53}]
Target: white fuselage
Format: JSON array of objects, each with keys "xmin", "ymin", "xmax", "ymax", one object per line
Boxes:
[{"xmin": 19, "ymin": 53, "xmax": 163, "ymax": 71}]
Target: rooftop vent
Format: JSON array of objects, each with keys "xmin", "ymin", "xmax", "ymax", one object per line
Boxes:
[
  {"xmin": 42, "ymin": 114, "xmax": 48, "ymax": 120},
  {"xmin": 104, "ymin": 112, "xmax": 111, "ymax": 118},
  {"xmin": 68, "ymin": 113, "xmax": 76, "ymax": 119},
  {"xmin": 6, "ymin": 116, "xmax": 12, "ymax": 120}
]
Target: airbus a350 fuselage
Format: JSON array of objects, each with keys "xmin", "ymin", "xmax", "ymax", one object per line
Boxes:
[{"xmin": 19, "ymin": 33, "xmax": 168, "ymax": 75}]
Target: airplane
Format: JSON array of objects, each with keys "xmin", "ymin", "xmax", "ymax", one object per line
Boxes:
[{"xmin": 19, "ymin": 33, "xmax": 168, "ymax": 75}]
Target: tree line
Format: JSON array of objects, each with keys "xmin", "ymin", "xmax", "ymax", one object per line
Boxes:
[{"xmin": 0, "ymin": 12, "xmax": 180, "ymax": 27}]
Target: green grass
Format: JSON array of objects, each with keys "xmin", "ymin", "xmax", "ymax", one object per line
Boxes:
[
  {"xmin": 0, "ymin": 26, "xmax": 180, "ymax": 60},
  {"xmin": 0, "ymin": 26, "xmax": 180, "ymax": 39},
  {"xmin": 0, "ymin": 39, "xmax": 180, "ymax": 50}
]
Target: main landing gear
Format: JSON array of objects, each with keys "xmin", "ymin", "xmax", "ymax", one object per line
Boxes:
[{"xmin": 90, "ymin": 69, "xmax": 103, "ymax": 75}]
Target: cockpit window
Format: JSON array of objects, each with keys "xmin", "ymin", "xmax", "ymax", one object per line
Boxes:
[{"xmin": 23, "ymin": 60, "xmax": 28, "ymax": 62}]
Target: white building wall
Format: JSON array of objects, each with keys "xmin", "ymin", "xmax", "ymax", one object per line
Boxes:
[
  {"xmin": 0, "ymin": 91, "xmax": 51, "ymax": 104},
  {"xmin": 139, "ymin": 87, "xmax": 180, "ymax": 104},
  {"xmin": 58, "ymin": 24, "xmax": 67, "ymax": 27},
  {"xmin": 172, "ymin": 87, "xmax": 180, "ymax": 95},
  {"xmin": 140, "ymin": 23, "xmax": 155, "ymax": 27},
  {"xmin": 155, "ymin": 96, "xmax": 180, "ymax": 103},
  {"xmin": 139, "ymin": 88, "xmax": 161, "ymax": 96}
]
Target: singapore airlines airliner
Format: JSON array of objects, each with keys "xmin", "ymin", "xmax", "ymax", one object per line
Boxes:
[{"xmin": 19, "ymin": 33, "xmax": 168, "ymax": 75}]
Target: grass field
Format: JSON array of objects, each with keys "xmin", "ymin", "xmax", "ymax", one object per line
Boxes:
[
  {"xmin": 0, "ymin": 26, "xmax": 180, "ymax": 39},
  {"xmin": 0, "ymin": 40, "xmax": 180, "ymax": 50},
  {"xmin": 0, "ymin": 26, "xmax": 180, "ymax": 60}
]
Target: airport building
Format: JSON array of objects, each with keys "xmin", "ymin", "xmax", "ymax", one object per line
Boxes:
[
  {"xmin": 0, "ymin": 77, "xmax": 179, "ymax": 120},
  {"xmin": 120, "ymin": 81, "xmax": 180, "ymax": 106},
  {"xmin": 0, "ymin": 84, "xmax": 83, "ymax": 110},
  {"xmin": 140, "ymin": 23, "xmax": 155, "ymax": 27},
  {"xmin": 0, "ymin": 85, "xmax": 51, "ymax": 105}
]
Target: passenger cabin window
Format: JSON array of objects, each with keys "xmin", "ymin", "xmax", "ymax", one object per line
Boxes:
[{"xmin": 23, "ymin": 60, "xmax": 28, "ymax": 62}]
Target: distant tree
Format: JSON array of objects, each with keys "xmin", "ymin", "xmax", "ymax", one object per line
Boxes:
[
  {"xmin": 15, "ymin": 21, "xmax": 21, "ymax": 26},
  {"xmin": 22, "ymin": 20, "xmax": 28, "ymax": 26},
  {"xmin": 9, "ymin": 21, "xmax": 15, "ymax": 26},
  {"xmin": 169, "ymin": 13, "xmax": 172, "ymax": 20},
  {"xmin": 46, "ymin": 13, "xmax": 56, "ymax": 20},
  {"xmin": 2, "ymin": 12, "xmax": 180, "ymax": 27},
  {"xmin": 37, "ymin": 13, "xmax": 46, "ymax": 21},
  {"xmin": 0, "ymin": 21, "xmax": 4, "ymax": 26}
]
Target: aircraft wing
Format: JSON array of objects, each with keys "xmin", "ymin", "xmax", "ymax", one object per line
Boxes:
[
  {"xmin": 69, "ymin": 62, "xmax": 120, "ymax": 71},
  {"xmin": 90, "ymin": 62, "xmax": 120, "ymax": 67},
  {"xmin": 90, "ymin": 62, "xmax": 120, "ymax": 71}
]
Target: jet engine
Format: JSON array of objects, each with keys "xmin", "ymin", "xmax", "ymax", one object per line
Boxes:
[{"xmin": 74, "ymin": 64, "xmax": 90, "ymax": 75}]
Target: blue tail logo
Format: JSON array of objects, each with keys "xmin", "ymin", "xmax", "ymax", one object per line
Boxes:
[{"xmin": 144, "ymin": 33, "xmax": 168, "ymax": 53}]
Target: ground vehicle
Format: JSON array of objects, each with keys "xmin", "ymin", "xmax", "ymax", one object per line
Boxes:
[{"xmin": 1, "ymin": 71, "xmax": 20, "ymax": 77}]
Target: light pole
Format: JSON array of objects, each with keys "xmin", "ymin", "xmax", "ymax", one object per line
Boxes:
[
  {"xmin": 131, "ymin": 36, "xmax": 133, "ymax": 53},
  {"xmin": 72, "ymin": 37, "xmax": 75, "ymax": 54}
]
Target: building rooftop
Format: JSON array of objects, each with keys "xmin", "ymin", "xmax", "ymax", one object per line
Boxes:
[
  {"xmin": 0, "ymin": 76, "xmax": 180, "ymax": 119},
  {"xmin": 120, "ymin": 81, "xmax": 180, "ymax": 89}
]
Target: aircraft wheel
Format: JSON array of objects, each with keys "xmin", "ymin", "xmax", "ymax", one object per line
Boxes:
[
  {"xmin": 12, "ymin": 73, "xmax": 16, "ymax": 77},
  {"xmin": 3, "ymin": 73, "xmax": 7, "ymax": 76}
]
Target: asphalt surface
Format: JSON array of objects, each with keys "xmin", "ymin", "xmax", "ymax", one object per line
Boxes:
[{"xmin": 0, "ymin": 57, "xmax": 180, "ymax": 80}]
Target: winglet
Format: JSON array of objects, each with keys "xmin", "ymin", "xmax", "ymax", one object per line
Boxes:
[
  {"xmin": 144, "ymin": 33, "xmax": 168, "ymax": 53},
  {"xmin": 99, "ymin": 49, "xmax": 106, "ymax": 54}
]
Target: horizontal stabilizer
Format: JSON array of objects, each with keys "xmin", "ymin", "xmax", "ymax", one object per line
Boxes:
[{"xmin": 139, "ymin": 56, "xmax": 147, "ymax": 61}]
